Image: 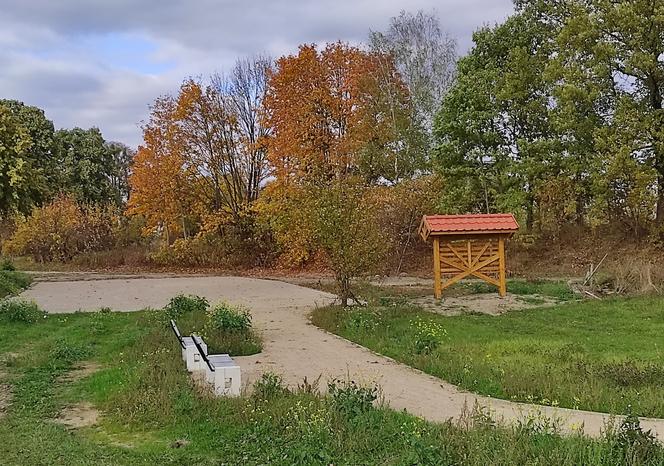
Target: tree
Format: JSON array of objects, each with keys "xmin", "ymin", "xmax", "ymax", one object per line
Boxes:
[
  {"xmin": 213, "ymin": 55, "xmax": 272, "ymax": 203},
  {"xmin": 0, "ymin": 103, "xmax": 35, "ymax": 216},
  {"xmin": 53, "ymin": 127, "xmax": 125, "ymax": 205},
  {"xmin": 551, "ymin": 0, "xmax": 664, "ymax": 227},
  {"xmin": 434, "ymin": 8, "xmax": 561, "ymax": 231},
  {"xmin": 308, "ymin": 178, "xmax": 387, "ymax": 306},
  {"xmin": 264, "ymin": 42, "xmax": 417, "ymax": 185},
  {"xmin": 128, "ymin": 94, "xmax": 203, "ymax": 241},
  {"xmin": 370, "ymin": 10, "xmax": 457, "ymax": 140},
  {"xmin": 106, "ymin": 142, "xmax": 134, "ymax": 204},
  {"xmin": 0, "ymin": 99, "xmax": 56, "ymax": 210}
]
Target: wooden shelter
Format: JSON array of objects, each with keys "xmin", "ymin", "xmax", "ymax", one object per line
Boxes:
[{"xmin": 419, "ymin": 214, "xmax": 519, "ymax": 299}]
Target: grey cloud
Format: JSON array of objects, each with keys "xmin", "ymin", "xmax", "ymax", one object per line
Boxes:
[{"xmin": 1, "ymin": 0, "xmax": 513, "ymax": 146}]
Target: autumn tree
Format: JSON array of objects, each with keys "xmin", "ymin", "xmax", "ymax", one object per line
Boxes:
[
  {"xmin": 262, "ymin": 42, "xmax": 416, "ymax": 296},
  {"xmin": 264, "ymin": 42, "xmax": 417, "ymax": 185},
  {"xmin": 128, "ymin": 94, "xmax": 202, "ymax": 241},
  {"xmin": 130, "ymin": 56, "xmax": 273, "ymax": 245}
]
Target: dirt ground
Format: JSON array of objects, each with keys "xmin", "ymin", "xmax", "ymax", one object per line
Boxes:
[
  {"xmin": 414, "ymin": 293, "xmax": 559, "ymax": 316},
  {"xmin": 19, "ymin": 274, "xmax": 664, "ymax": 438}
]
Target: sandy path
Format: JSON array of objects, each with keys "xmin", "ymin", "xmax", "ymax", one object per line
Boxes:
[{"xmin": 21, "ymin": 275, "xmax": 664, "ymax": 438}]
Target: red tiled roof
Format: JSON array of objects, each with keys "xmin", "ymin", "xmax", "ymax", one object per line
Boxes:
[{"xmin": 420, "ymin": 214, "xmax": 519, "ymax": 240}]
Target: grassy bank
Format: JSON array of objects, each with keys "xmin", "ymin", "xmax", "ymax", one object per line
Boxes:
[
  {"xmin": 0, "ymin": 270, "xmax": 32, "ymax": 298},
  {"xmin": 312, "ymin": 295, "xmax": 664, "ymax": 418},
  {"xmin": 0, "ymin": 300, "xmax": 662, "ymax": 464}
]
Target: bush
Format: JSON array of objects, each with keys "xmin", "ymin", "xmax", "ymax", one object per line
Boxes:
[
  {"xmin": 0, "ymin": 270, "xmax": 32, "ymax": 298},
  {"xmin": 327, "ymin": 379, "xmax": 378, "ymax": 417},
  {"xmin": 207, "ymin": 303, "xmax": 252, "ymax": 333},
  {"xmin": 1, "ymin": 258, "xmax": 16, "ymax": 271},
  {"xmin": 0, "ymin": 299, "xmax": 45, "ymax": 323},
  {"xmin": 163, "ymin": 294, "xmax": 209, "ymax": 319},
  {"xmin": 3, "ymin": 195, "xmax": 118, "ymax": 262}
]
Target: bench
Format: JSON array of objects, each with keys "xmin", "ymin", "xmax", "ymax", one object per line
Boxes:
[
  {"xmin": 169, "ymin": 319, "xmax": 241, "ymax": 396},
  {"xmin": 191, "ymin": 334, "xmax": 241, "ymax": 397}
]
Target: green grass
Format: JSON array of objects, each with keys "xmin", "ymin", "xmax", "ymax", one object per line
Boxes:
[
  {"xmin": 312, "ymin": 295, "xmax": 664, "ymax": 418},
  {"xmin": 1, "ymin": 302, "xmax": 663, "ymax": 464},
  {"xmin": 0, "ymin": 270, "xmax": 32, "ymax": 298}
]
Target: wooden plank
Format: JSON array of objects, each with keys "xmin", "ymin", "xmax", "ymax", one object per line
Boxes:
[
  {"xmin": 446, "ymin": 242, "xmax": 469, "ymax": 267},
  {"xmin": 470, "ymin": 242, "xmax": 490, "ymax": 268},
  {"xmin": 498, "ymin": 235, "xmax": 506, "ymax": 297},
  {"xmin": 433, "ymin": 237, "xmax": 442, "ymax": 299},
  {"xmin": 440, "ymin": 254, "xmax": 500, "ymax": 291}
]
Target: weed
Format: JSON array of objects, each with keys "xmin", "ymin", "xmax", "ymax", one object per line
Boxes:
[
  {"xmin": 345, "ymin": 309, "xmax": 381, "ymax": 331},
  {"xmin": 413, "ymin": 317, "xmax": 446, "ymax": 354},
  {"xmin": 207, "ymin": 302, "xmax": 252, "ymax": 333},
  {"xmin": 0, "ymin": 271, "xmax": 32, "ymax": 298},
  {"xmin": 613, "ymin": 411, "xmax": 660, "ymax": 464},
  {"xmin": 50, "ymin": 339, "xmax": 92, "ymax": 365},
  {"xmin": 252, "ymin": 372, "xmax": 290, "ymax": 401},
  {"xmin": 163, "ymin": 294, "xmax": 209, "ymax": 319},
  {"xmin": 328, "ymin": 379, "xmax": 378, "ymax": 417},
  {"xmin": 0, "ymin": 299, "xmax": 45, "ymax": 323},
  {"xmin": 0, "ymin": 259, "xmax": 16, "ymax": 271}
]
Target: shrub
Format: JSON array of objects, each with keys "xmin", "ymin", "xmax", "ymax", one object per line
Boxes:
[
  {"xmin": 0, "ymin": 270, "xmax": 32, "ymax": 298},
  {"xmin": 0, "ymin": 299, "xmax": 45, "ymax": 323},
  {"xmin": 163, "ymin": 294, "xmax": 209, "ymax": 319},
  {"xmin": 252, "ymin": 372, "xmax": 290, "ymax": 400},
  {"xmin": 0, "ymin": 258, "xmax": 15, "ymax": 271},
  {"xmin": 50, "ymin": 338, "xmax": 92, "ymax": 364},
  {"xmin": 207, "ymin": 303, "xmax": 252, "ymax": 333},
  {"xmin": 3, "ymin": 195, "xmax": 118, "ymax": 262},
  {"xmin": 413, "ymin": 318, "xmax": 447, "ymax": 355},
  {"xmin": 327, "ymin": 379, "xmax": 378, "ymax": 417}
]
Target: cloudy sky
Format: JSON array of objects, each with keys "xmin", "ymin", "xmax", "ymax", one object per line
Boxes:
[{"xmin": 2, "ymin": 0, "xmax": 513, "ymax": 147}]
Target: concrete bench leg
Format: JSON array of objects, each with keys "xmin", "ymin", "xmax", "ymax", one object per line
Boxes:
[{"xmin": 213, "ymin": 366, "xmax": 241, "ymax": 397}]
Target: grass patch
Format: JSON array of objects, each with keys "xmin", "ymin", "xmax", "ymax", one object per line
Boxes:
[
  {"xmin": 312, "ymin": 295, "xmax": 664, "ymax": 418},
  {"xmin": 1, "ymin": 308, "xmax": 663, "ymax": 464},
  {"xmin": 0, "ymin": 270, "xmax": 32, "ymax": 298}
]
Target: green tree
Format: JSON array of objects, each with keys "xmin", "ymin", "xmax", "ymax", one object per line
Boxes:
[
  {"xmin": 551, "ymin": 0, "xmax": 664, "ymax": 228},
  {"xmin": 434, "ymin": 9, "xmax": 560, "ymax": 231},
  {"xmin": 0, "ymin": 103, "xmax": 35, "ymax": 215},
  {"xmin": 53, "ymin": 127, "xmax": 123, "ymax": 205},
  {"xmin": 0, "ymin": 99, "xmax": 57, "ymax": 207}
]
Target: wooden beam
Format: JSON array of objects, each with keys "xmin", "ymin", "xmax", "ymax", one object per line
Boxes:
[
  {"xmin": 439, "ymin": 254, "xmax": 501, "ymax": 291},
  {"xmin": 433, "ymin": 237, "xmax": 442, "ymax": 299},
  {"xmin": 498, "ymin": 235, "xmax": 507, "ymax": 297}
]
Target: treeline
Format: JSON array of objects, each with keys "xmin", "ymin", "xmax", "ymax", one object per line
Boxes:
[
  {"xmin": 437, "ymin": 0, "xmax": 664, "ymax": 238},
  {"xmin": 0, "ymin": 100, "xmax": 131, "ymax": 211}
]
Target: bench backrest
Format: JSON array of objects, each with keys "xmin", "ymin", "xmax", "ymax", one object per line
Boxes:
[
  {"xmin": 170, "ymin": 319, "xmax": 185, "ymax": 349},
  {"xmin": 192, "ymin": 333, "xmax": 214, "ymax": 372}
]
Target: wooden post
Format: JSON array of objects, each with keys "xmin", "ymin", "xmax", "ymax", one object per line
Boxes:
[
  {"xmin": 433, "ymin": 237, "xmax": 442, "ymax": 299},
  {"xmin": 498, "ymin": 235, "xmax": 506, "ymax": 297}
]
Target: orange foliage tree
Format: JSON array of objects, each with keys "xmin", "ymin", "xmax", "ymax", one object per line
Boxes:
[
  {"xmin": 264, "ymin": 42, "xmax": 421, "ymax": 186},
  {"xmin": 128, "ymin": 93, "xmax": 203, "ymax": 242},
  {"xmin": 129, "ymin": 57, "xmax": 272, "ymax": 246},
  {"xmin": 261, "ymin": 43, "xmax": 420, "ymax": 295}
]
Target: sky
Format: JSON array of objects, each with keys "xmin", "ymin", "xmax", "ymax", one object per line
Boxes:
[{"xmin": 1, "ymin": 0, "xmax": 514, "ymax": 148}]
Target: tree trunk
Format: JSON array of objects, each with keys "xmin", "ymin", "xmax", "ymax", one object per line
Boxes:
[
  {"xmin": 338, "ymin": 274, "xmax": 350, "ymax": 307},
  {"xmin": 657, "ymin": 171, "xmax": 664, "ymax": 226}
]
